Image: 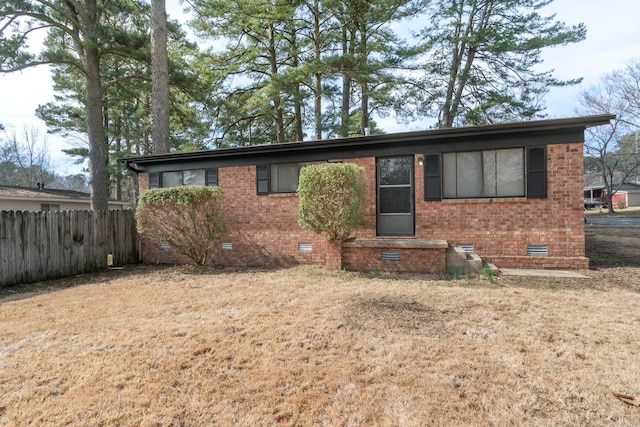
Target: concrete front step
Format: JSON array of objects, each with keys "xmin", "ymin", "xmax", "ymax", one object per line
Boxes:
[
  {"xmin": 340, "ymin": 239, "xmax": 493, "ymax": 275},
  {"xmin": 446, "ymin": 246, "xmax": 485, "ymax": 274}
]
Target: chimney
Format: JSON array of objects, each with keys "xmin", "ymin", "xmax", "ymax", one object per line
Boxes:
[{"xmin": 36, "ymin": 182, "xmax": 44, "ymax": 190}]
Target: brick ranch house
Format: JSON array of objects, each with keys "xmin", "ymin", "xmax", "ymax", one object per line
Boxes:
[{"xmin": 119, "ymin": 115, "xmax": 613, "ymax": 273}]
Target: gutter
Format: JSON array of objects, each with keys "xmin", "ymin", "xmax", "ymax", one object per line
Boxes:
[{"xmin": 122, "ymin": 159, "xmax": 143, "ymax": 174}]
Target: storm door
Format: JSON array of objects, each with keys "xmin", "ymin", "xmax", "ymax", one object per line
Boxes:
[{"xmin": 377, "ymin": 156, "xmax": 414, "ymax": 236}]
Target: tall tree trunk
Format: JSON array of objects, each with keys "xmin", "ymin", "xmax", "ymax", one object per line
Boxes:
[
  {"xmin": 68, "ymin": 0, "xmax": 109, "ymax": 210},
  {"xmin": 114, "ymin": 122, "xmax": 122, "ymax": 201},
  {"xmin": 293, "ymin": 89, "xmax": 303, "ymax": 141},
  {"xmin": 441, "ymin": 0, "xmax": 471, "ymax": 128},
  {"xmin": 341, "ymin": 78, "xmax": 351, "ymax": 137},
  {"xmin": 290, "ymin": 27, "xmax": 304, "ymax": 142},
  {"xmin": 339, "ymin": 25, "xmax": 354, "ymax": 138},
  {"xmin": 312, "ymin": 0, "xmax": 322, "ymax": 140},
  {"xmin": 440, "ymin": 0, "xmax": 492, "ymax": 128},
  {"xmin": 268, "ymin": 23, "xmax": 285, "ymax": 143},
  {"xmin": 314, "ymin": 72, "xmax": 322, "ymax": 139},
  {"xmin": 361, "ymin": 82, "xmax": 369, "ymax": 133},
  {"xmin": 151, "ymin": 0, "xmax": 170, "ymax": 154},
  {"xmin": 84, "ymin": 46, "xmax": 109, "ymax": 210},
  {"xmin": 602, "ymin": 171, "xmax": 617, "ymax": 213},
  {"xmin": 359, "ymin": 24, "xmax": 369, "ymax": 134}
]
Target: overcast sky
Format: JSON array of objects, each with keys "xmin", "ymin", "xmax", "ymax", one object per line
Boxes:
[{"xmin": 0, "ymin": 0, "xmax": 638, "ymax": 174}]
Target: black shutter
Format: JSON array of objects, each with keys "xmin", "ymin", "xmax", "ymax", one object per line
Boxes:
[
  {"xmin": 256, "ymin": 165, "xmax": 269, "ymax": 195},
  {"xmin": 206, "ymin": 168, "xmax": 218, "ymax": 186},
  {"xmin": 149, "ymin": 172, "xmax": 159, "ymax": 189},
  {"xmin": 527, "ymin": 146, "xmax": 547, "ymax": 198},
  {"xmin": 424, "ymin": 154, "xmax": 442, "ymax": 201}
]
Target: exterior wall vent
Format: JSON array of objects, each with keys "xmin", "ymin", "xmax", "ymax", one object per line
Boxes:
[
  {"xmin": 298, "ymin": 242, "xmax": 313, "ymax": 251},
  {"xmin": 458, "ymin": 244, "xmax": 474, "ymax": 254},
  {"xmin": 221, "ymin": 242, "xmax": 233, "ymax": 250},
  {"xmin": 381, "ymin": 251, "xmax": 400, "ymax": 261},
  {"xmin": 527, "ymin": 245, "xmax": 548, "ymax": 255},
  {"xmin": 159, "ymin": 242, "xmax": 171, "ymax": 249}
]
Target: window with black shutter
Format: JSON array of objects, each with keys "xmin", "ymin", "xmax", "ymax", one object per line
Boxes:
[
  {"xmin": 257, "ymin": 162, "xmax": 324, "ymax": 194},
  {"xmin": 206, "ymin": 168, "xmax": 218, "ymax": 186},
  {"xmin": 442, "ymin": 148, "xmax": 525, "ymax": 198},
  {"xmin": 149, "ymin": 172, "xmax": 159, "ymax": 189},
  {"xmin": 424, "ymin": 154, "xmax": 442, "ymax": 201},
  {"xmin": 527, "ymin": 146, "xmax": 547, "ymax": 198},
  {"xmin": 149, "ymin": 169, "xmax": 218, "ymax": 188},
  {"xmin": 256, "ymin": 165, "xmax": 269, "ymax": 195}
]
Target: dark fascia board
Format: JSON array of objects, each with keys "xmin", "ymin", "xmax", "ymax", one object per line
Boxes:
[{"xmin": 118, "ymin": 115, "xmax": 614, "ymax": 173}]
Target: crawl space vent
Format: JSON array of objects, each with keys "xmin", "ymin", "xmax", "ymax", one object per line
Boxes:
[
  {"xmin": 298, "ymin": 242, "xmax": 313, "ymax": 251},
  {"xmin": 381, "ymin": 251, "xmax": 400, "ymax": 261},
  {"xmin": 221, "ymin": 242, "xmax": 233, "ymax": 250},
  {"xmin": 457, "ymin": 244, "xmax": 474, "ymax": 254},
  {"xmin": 527, "ymin": 245, "xmax": 548, "ymax": 255}
]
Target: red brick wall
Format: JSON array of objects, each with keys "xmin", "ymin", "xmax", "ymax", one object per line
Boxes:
[
  {"xmin": 138, "ymin": 141, "xmax": 588, "ymax": 270},
  {"xmin": 139, "ymin": 166, "xmax": 329, "ymax": 266},
  {"xmin": 342, "ymin": 246, "xmax": 446, "ymax": 273},
  {"xmin": 410, "ymin": 143, "xmax": 587, "ymax": 269}
]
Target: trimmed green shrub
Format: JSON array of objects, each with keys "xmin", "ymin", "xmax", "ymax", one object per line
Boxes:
[
  {"xmin": 298, "ymin": 163, "xmax": 366, "ymax": 241},
  {"xmin": 136, "ymin": 185, "xmax": 227, "ymax": 265}
]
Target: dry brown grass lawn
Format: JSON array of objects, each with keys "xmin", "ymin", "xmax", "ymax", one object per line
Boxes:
[{"xmin": 2, "ymin": 228, "xmax": 640, "ymax": 426}]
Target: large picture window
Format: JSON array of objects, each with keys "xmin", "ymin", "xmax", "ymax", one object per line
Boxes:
[
  {"xmin": 271, "ymin": 163, "xmax": 302, "ymax": 193},
  {"xmin": 257, "ymin": 162, "xmax": 326, "ymax": 194},
  {"xmin": 442, "ymin": 148, "xmax": 525, "ymax": 198},
  {"xmin": 149, "ymin": 169, "xmax": 218, "ymax": 189}
]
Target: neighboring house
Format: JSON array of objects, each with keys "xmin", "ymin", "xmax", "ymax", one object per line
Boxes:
[
  {"xmin": 119, "ymin": 115, "xmax": 613, "ymax": 272},
  {"xmin": 583, "ymin": 174, "xmax": 606, "ymax": 208},
  {"xmin": 0, "ymin": 184, "xmax": 130, "ymax": 211},
  {"xmin": 584, "ymin": 177, "xmax": 640, "ymax": 209}
]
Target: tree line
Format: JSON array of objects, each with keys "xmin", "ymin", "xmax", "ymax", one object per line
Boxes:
[
  {"xmin": 579, "ymin": 60, "xmax": 640, "ymax": 212},
  {"xmin": 0, "ymin": 124, "xmax": 89, "ymax": 192},
  {"xmin": 0, "ymin": 0, "xmax": 600, "ymax": 209}
]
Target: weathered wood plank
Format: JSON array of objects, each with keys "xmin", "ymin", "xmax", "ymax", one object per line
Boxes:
[
  {"xmin": 0, "ymin": 211, "xmax": 10, "ymax": 285},
  {"xmin": 15, "ymin": 211, "xmax": 25, "ymax": 285},
  {"xmin": 23, "ymin": 212, "xmax": 36, "ymax": 283},
  {"xmin": 1, "ymin": 209, "xmax": 139, "ymax": 287}
]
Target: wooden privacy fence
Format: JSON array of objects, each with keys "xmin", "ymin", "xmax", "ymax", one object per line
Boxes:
[{"xmin": 0, "ymin": 209, "xmax": 139, "ymax": 288}]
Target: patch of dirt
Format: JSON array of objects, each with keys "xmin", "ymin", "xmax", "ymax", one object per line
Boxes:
[
  {"xmin": 586, "ymin": 226, "xmax": 640, "ymax": 268},
  {"xmin": 344, "ymin": 297, "xmax": 460, "ymax": 336}
]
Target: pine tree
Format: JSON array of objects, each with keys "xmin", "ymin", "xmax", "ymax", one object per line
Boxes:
[
  {"xmin": 420, "ymin": 0, "xmax": 586, "ymax": 128},
  {"xmin": 0, "ymin": 0, "xmax": 145, "ymax": 208}
]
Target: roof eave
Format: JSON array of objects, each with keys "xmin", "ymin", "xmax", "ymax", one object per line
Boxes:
[{"xmin": 118, "ymin": 114, "xmax": 615, "ymax": 170}]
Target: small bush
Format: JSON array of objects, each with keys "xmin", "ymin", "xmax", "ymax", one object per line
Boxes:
[
  {"xmin": 298, "ymin": 163, "xmax": 366, "ymax": 241},
  {"xmin": 136, "ymin": 186, "xmax": 227, "ymax": 265},
  {"xmin": 616, "ymin": 198, "xmax": 627, "ymax": 210}
]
